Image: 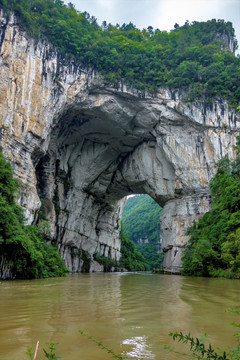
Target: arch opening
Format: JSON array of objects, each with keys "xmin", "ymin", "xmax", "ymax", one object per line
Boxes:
[{"xmin": 121, "ymin": 194, "xmax": 164, "ymax": 270}]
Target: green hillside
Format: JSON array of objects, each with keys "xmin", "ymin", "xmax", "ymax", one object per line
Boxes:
[
  {"xmin": 122, "ymin": 195, "xmax": 163, "ymax": 268},
  {"xmin": 0, "ymin": 0, "xmax": 239, "ymax": 106},
  {"xmin": 122, "ymin": 194, "xmax": 162, "ymax": 244},
  {"xmin": 182, "ymin": 136, "xmax": 240, "ymax": 278}
]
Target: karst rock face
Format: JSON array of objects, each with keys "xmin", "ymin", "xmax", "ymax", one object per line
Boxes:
[{"xmin": 0, "ymin": 11, "xmax": 239, "ymax": 273}]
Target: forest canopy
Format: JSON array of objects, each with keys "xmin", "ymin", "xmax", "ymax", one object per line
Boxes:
[{"xmin": 0, "ymin": 0, "xmax": 239, "ymax": 106}]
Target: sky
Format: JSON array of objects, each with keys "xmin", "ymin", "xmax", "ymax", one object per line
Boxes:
[{"xmin": 63, "ymin": 0, "xmax": 240, "ymax": 50}]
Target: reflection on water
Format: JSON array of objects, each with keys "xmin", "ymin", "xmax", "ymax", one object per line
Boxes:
[
  {"xmin": 0, "ymin": 272, "xmax": 239, "ymax": 360},
  {"xmin": 122, "ymin": 336, "xmax": 155, "ymax": 359}
]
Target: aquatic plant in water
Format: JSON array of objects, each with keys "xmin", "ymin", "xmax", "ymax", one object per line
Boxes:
[{"xmin": 25, "ymin": 308, "xmax": 240, "ymax": 359}]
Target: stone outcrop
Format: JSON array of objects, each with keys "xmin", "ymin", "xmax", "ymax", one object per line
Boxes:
[{"xmin": 0, "ymin": 11, "xmax": 239, "ymax": 273}]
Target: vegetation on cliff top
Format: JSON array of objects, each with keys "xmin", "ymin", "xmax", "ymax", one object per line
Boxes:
[
  {"xmin": 122, "ymin": 194, "xmax": 163, "ymax": 268},
  {"xmin": 0, "ymin": 0, "xmax": 239, "ymax": 106},
  {"xmin": 182, "ymin": 136, "xmax": 240, "ymax": 278},
  {"xmin": 0, "ymin": 151, "xmax": 67, "ymax": 279}
]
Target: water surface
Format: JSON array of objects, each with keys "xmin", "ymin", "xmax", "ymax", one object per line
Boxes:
[{"xmin": 0, "ymin": 272, "xmax": 239, "ymax": 359}]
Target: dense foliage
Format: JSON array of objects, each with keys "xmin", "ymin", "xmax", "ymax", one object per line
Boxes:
[
  {"xmin": 0, "ymin": 0, "xmax": 239, "ymax": 106},
  {"xmin": 120, "ymin": 226, "xmax": 149, "ymax": 271},
  {"xmin": 0, "ymin": 151, "xmax": 67, "ymax": 279},
  {"xmin": 182, "ymin": 137, "xmax": 240, "ymax": 277},
  {"xmin": 135, "ymin": 244, "xmax": 164, "ymax": 269},
  {"xmin": 122, "ymin": 195, "xmax": 162, "ymax": 244},
  {"xmin": 122, "ymin": 194, "xmax": 163, "ymax": 268}
]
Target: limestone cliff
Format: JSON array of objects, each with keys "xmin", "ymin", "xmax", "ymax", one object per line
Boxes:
[{"xmin": 0, "ymin": 11, "xmax": 239, "ymax": 273}]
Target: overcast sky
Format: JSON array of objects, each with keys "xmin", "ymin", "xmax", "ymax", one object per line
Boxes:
[{"xmin": 62, "ymin": 0, "xmax": 240, "ymax": 51}]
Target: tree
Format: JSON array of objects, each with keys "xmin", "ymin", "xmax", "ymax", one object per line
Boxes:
[{"xmin": 221, "ymin": 229, "xmax": 240, "ymax": 272}]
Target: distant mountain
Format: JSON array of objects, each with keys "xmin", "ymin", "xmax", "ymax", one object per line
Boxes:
[
  {"xmin": 122, "ymin": 195, "xmax": 163, "ymax": 268},
  {"xmin": 122, "ymin": 194, "xmax": 162, "ymax": 245}
]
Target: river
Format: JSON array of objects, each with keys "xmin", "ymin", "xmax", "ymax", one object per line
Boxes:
[{"xmin": 0, "ymin": 272, "xmax": 239, "ymax": 360}]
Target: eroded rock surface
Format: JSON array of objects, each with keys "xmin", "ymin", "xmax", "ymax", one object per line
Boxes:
[{"xmin": 0, "ymin": 11, "xmax": 239, "ymax": 273}]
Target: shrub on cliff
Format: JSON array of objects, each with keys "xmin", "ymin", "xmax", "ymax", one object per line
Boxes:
[
  {"xmin": 182, "ymin": 136, "xmax": 240, "ymax": 277},
  {"xmin": 0, "ymin": 151, "xmax": 67, "ymax": 279}
]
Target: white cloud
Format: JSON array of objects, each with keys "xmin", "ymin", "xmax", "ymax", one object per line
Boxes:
[
  {"xmin": 96, "ymin": 0, "xmax": 114, "ymax": 10},
  {"xmin": 64, "ymin": 0, "xmax": 240, "ymax": 46},
  {"xmin": 152, "ymin": 0, "xmax": 237, "ymax": 32}
]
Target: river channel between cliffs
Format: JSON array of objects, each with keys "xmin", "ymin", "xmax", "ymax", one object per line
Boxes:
[{"xmin": 0, "ymin": 273, "xmax": 239, "ymax": 360}]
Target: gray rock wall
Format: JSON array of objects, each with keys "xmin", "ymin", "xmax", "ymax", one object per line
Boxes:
[{"xmin": 0, "ymin": 11, "xmax": 239, "ymax": 274}]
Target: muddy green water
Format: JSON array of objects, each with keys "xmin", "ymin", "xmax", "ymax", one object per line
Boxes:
[{"xmin": 0, "ymin": 272, "xmax": 239, "ymax": 360}]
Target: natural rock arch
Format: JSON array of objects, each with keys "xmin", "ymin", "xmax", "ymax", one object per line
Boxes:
[
  {"xmin": 31, "ymin": 88, "xmax": 238, "ymax": 272},
  {"xmin": 0, "ymin": 12, "xmax": 239, "ymax": 272}
]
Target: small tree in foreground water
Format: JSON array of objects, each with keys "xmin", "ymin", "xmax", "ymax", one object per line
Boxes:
[
  {"xmin": 26, "ymin": 342, "xmax": 61, "ymax": 360},
  {"xmin": 166, "ymin": 307, "xmax": 240, "ymax": 360}
]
